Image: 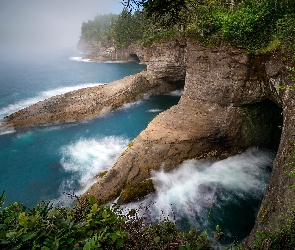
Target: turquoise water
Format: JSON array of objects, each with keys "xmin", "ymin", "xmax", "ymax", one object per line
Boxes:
[
  {"xmin": 0, "ymin": 49, "xmax": 181, "ymax": 207},
  {"xmin": 125, "ymin": 147, "xmax": 274, "ymax": 244},
  {"xmin": 0, "ymin": 48, "xmax": 274, "ymax": 243}
]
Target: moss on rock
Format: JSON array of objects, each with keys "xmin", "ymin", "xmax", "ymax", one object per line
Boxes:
[
  {"xmin": 94, "ymin": 170, "xmax": 109, "ymax": 179},
  {"xmin": 117, "ymin": 179, "xmax": 155, "ymax": 204}
]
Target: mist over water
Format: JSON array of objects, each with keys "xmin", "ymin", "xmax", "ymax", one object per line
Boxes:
[
  {"xmin": 0, "ymin": 0, "xmax": 123, "ymax": 53},
  {"xmin": 124, "ymin": 148, "xmax": 275, "ymax": 243}
]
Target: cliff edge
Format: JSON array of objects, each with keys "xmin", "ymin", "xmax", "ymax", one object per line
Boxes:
[
  {"xmin": 84, "ymin": 43, "xmax": 283, "ymax": 208},
  {"xmin": 2, "ymin": 40, "xmax": 295, "ymax": 247},
  {"xmin": 85, "ymin": 42, "xmax": 295, "ymax": 247}
]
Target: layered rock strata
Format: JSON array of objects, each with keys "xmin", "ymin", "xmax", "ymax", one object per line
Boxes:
[{"xmin": 84, "ymin": 43, "xmax": 283, "ymax": 206}]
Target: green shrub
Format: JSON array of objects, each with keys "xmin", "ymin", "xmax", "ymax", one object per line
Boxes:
[
  {"xmin": 275, "ymin": 14, "xmax": 295, "ymax": 62},
  {"xmin": 0, "ymin": 194, "xmax": 127, "ymax": 250},
  {"xmin": 0, "ymin": 192, "xmax": 232, "ymax": 249},
  {"xmin": 185, "ymin": 0, "xmax": 295, "ymax": 54},
  {"xmin": 143, "ymin": 29, "xmax": 178, "ymax": 46}
]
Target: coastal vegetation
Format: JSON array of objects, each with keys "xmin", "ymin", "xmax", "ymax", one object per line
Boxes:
[
  {"xmin": 81, "ymin": 0, "xmax": 295, "ymax": 60},
  {"xmin": 0, "ymin": 192, "xmax": 227, "ymax": 249},
  {"xmin": 80, "ymin": 14, "xmax": 117, "ymax": 46},
  {"xmin": 1, "ymin": 0, "xmax": 295, "ymax": 249}
]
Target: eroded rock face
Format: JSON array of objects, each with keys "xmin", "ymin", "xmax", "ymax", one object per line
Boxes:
[
  {"xmin": 78, "ymin": 42, "xmax": 295, "ymax": 248},
  {"xmin": 84, "ymin": 43, "xmax": 283, "ymax": 206},
  {"xmin": 144, "ymin": 41, "xmax": 186, "ymax": 84},
  {"xmin": 3, "ymin": 40, "xmax": 294, "ymax": 246},
  {"xmin": 244, "ymin": 59, "xmax": 295, "ymax": 248}
]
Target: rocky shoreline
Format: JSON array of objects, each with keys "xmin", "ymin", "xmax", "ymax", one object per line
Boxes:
[
  {"xmin": 1, "ymin": 41, "xmax": 186, "ymax": 130},
  {"xmin": 84, "ymin": 43, "xmax": 284, "ymax": 207},
  {"xmin": 2, "ymin": 40, "xmax": 295, "ymax": 247},
  {"xmin": 1, "ymin": 71, "xmax": 182, "ymax": 130},
  {"xmin": 81, "ymin": 41, "xmax": 295, "ymax": 247}
]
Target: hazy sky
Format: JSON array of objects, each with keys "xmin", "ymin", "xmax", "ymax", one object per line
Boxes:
[{"xmin": 0, "ymin": 0, "xmax": 123, "ymax": 51}]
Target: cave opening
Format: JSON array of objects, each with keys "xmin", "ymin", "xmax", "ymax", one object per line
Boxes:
[
  {"xmin": 128, "ymin": 53, "xmax": 140, "ymax": 63},
  {"xmin": 121, "ymin": 98, "xmax": 284, "ymax": 245},
  {"xmin": 239, "ymin": 98, "xmax": 283, "ymax": 151}
]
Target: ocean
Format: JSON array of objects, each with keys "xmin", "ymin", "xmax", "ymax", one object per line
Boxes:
[{"xmin": 0, "ymin": 47, "xmax": 274, "ymax": 243}]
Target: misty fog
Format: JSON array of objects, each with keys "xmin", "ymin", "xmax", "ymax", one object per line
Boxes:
[{"xmin": 0, "ymin": 0, "xmax": 123, "ymax": 55}]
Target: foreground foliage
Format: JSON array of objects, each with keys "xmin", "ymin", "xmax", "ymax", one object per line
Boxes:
[{"xmin": 0, "ymin": 191, "xmax": 232, "ymax": 250}]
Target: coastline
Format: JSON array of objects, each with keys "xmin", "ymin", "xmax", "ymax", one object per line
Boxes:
[
  {"xmin": 2, "ymin": 40, "xmax": 294, "ymax": 247},
  {"xmin": 1, "ymin": 69, "xmax": 182, "ymax": 130}
]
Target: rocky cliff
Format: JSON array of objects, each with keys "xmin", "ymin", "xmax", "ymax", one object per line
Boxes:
[
  {"xmin": 85, "ymin": 42, "xmax": 295, "ymax": 247},
  {"xmin": 2, "ymin": 40, "xmax": 295, "ymax": 247},
  {"xmin": 84, "ymin": 43, "xmax": 283, "ymax": 205},
  {"xmin": 245, "ymin": 56, "xmax": 295, "ymax": 247},
  {"xmin": 1, "ymin": 41, "xmax": 185, "ymax": 129}
]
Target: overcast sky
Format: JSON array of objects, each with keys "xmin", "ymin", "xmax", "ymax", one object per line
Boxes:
[{"xmin": 0, "ymin": 0, "xmax": 123, "ymax": 51}]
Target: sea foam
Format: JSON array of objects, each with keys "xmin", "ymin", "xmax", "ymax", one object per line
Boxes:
[
  {"xmin": 57, "ymin": 136, "xmax": 129, "ymax": 204},
  {"xmin": 119, "ymin": 99, "xmax": 143, "ymax": 110},
  {"xmin": 124, "ymin": 148, "xmax": 274, "ymax": 233},
  {"xmin": 0, "ymin": 121, "xmax": 15, "ymax": 135},
  {"xmin": 0, "ymin": 83, "xmax": 103, "ymax": 119},
  {"xmin": 147, "ymin": 109, "xmax": 163, "ymax": 113},
  {"xmin": 69, "ymin": 56, "xmax": 91, "ymax": 62},
  {"xmin": 166, "ymin": 89, "xmax": 184, "ymax": 96}
]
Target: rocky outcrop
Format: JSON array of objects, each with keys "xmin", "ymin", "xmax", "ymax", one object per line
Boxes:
[
  {"xmin": 84, "ymin": 43, "xmax": 283, "ymax": 206},
  {"xmin": 144, "ymin": 41, "xmax": 186, "ymax": 85},
  {"xmin": 1, "ymin": 41, "xmax": 186, "ymax": 129},
  {"xmin": 2, "ymin": 72, "xmax": 177, "ymax": 129},
  {"xmin": 84, "ymin": 44, "xmax": 295, "ymax": 248},
  {"xmin": 3, "ymin": 39, "xmax": 295, "ymax": 246},
  {"xmin": 77, "ymin": 39, "xmax": 149, "ymax": 62}
]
